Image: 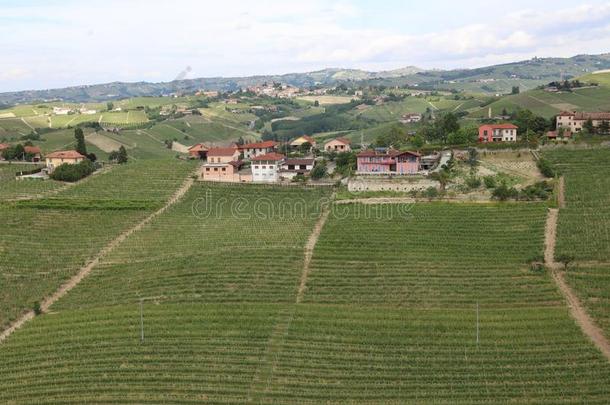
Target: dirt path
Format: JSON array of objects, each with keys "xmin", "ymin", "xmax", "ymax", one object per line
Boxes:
[
  {"xmin": 558, "ymin": 176, "xmax": 566, "ymax": 209},
  {"xmin": 544, "ymin": 207, "xmax": 610, "ymax": 361},
  {"xmin": 296, "ymin": 201, "xmax": 332, "ymax": 303},
  {"xmin": 0, "ymin": 175, "xmax": 195, "ymax": 344}
]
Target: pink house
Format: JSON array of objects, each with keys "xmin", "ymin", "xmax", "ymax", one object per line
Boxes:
[
  {"xmin": 357, "ymin": 149, "xmax": 421, "ymax": 175},
  {"xmin": 478, "ymin": 124, "xmax": 518, "ymax": 142}
]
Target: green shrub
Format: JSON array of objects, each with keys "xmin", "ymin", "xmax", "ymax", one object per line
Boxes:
[
  {"xmin": 465, "ymin": 176, "xmax": 482, "ymax": 189},
  {"xmin": 537, "ymin": 158, "xmax": 555, "ymax": 178},
  {"xmin": 483, "ymin": 176, "xmax": 497, "ymax": 189},
  {"xmin": 491, "ymin": 182, "xmax": 518, "ymax": 201},
  {"xmin": 50, "ymin": 160, "xmax": 95, "ymax": 182}
]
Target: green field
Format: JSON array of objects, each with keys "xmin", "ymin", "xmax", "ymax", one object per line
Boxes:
[
  {"xmin": 0, "ymin": 159, "xmax": 195, "ymax": 330},
  {"xmin": 544, "ymin": 148, "xmax": 610, "ymax": 341},
  {"xmin": 0, "ymin": 164, "xmax": 64, "ymax": 200},
  {"xmin": 544, "ymin": 148, "xmax": 610, "ymax": 261},
  {"xmin": 1, "ymin": 179, "xmax": 610, "ymax": 403}
]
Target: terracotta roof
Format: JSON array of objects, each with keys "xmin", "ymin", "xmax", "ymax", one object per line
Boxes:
[
  {"xmin": 291, "ymin": 135, "xmax": 316, "ymax": 145},
  {"xmin": 0, "ymin": 143, "xmax": 10, "ymax": 150},
  {"xmin": 481, "ymin": 123, "xmax": 518, "ymax": 129},
  {"xmin": 207, "ymin": 147, "xmax": 238, "ymax": 157},
  {"xmin": 24, "ymin": 146, "xmax": 41, "ymax": 154},
  {"xmin": 558, "ymin": 111, "xmax": 575, "ymax": 116},
  {"xmin": 239, "ymin": 140, "xmax": 277, "ymax": 150},
  {"xmin": 325, "ymin": 137, "xmax": 351, "ymax": 145},
  {"xmin": 574, "ymin": 112, "xmax": 610, "ymax": 120},
  {"xmin": 188, "ymin": 143, "xmax": 208, "ymax": 152},
  {"xmin": 46, "ymin": 150, "xmax": 85, "ymax": 159},
  {"xmin": 251, "ymin": 152, "xmax": 285, "ymax": 162},
  {"xmin": 357, "ymin": 149, "xmax": 421, "ymax": 158},
  {"xmin": 284, "ymin": 158, "xmax": 315, "ymax": 166}
]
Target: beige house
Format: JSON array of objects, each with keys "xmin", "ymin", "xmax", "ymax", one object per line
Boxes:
[
  {"xmin": 557, "ymin": 111, "xmax": 610, "ymax": 132},
  {"xmin": 206, "ymin": 147, "xmax": 239, "ymax": 163},
  {"xmin": 324, "ymin": 137, "xmax": 351, "ymax": 153},
  {"xmin": 45, "ymin": 150, "xmax": 85, "ymax": 172},
  {"xmin": 290, "ymin": 135, "xmax": 316, "ymax": 150},
  {"xmin": 201, "ymin": 161, "xmax": 251, "ymax": 183}
]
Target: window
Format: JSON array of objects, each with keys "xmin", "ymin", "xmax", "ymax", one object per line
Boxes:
[
  {"xmin": 205, "ymin": 168, "xmax": 210, "ymax": 172},
  {"xmin": 214, "ymin": 168, "xmax": 218, "ymax": 172},
  {"xmin": 262, "ymin": 166, "xmax": 266, "ymax": 169},
  {"xmin": 222, "ymin": 168, "xmax": 226, "ymax": 172},
  {"xmin": 254, "ymin": 166, "xmax": 259, "ymax": 169}
]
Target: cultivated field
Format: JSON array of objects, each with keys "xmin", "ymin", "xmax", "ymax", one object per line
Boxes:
[
  {"xmin": 297, "ymin": 95, "xmax": 356, "ymax": 105},
  {"xmin": 0, "ymin": 159, "xmax": 196, "ymax": 330},
  {"xmin": 0, "ymin": 164, "xmax": 64, "ymax": 200}
]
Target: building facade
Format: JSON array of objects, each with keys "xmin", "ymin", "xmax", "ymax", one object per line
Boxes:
[
  {"xmin": 45, "ymin": 150, "xmax": 86, "ymax": 172},
  {"xmin": 478, "ymin": 124, "xmax": 518, "ymax": 142},
  {"xmin": 279, "ymin": 158, "xmax": 315, "ymax": 179},
  {"xmin": 557, "ymin": 111, "xmax": 610, "ymax": 132},
  {"xmin": 324, "ymin": 138, "xmax": 351, "ymax": 153},
  {"xmin": 356, "ymin": 150, "xmax": 421, "ymax": 175},
  {"xmin": 251, "ymin": 153, "xmax": 285, "ymax": 182}
]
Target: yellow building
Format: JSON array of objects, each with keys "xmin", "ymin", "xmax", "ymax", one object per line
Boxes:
[{"xmin": 45, "ymin": 150, "xmax": 86, "ymax": 172}]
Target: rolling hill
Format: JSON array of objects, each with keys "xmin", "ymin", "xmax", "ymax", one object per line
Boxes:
[{"xmin": 1, "ymin": 54, "xmax": 609, "ymax": 105}]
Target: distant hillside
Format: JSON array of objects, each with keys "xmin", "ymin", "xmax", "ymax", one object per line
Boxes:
[{"xmin": 1, "ymin": 54, "xmax": 609, "ymax": 105}]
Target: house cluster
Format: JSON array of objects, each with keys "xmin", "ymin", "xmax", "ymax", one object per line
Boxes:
[
  {"xmin": 0, "ymin": 144, "xmax": 42, "ymax": 162},
  {"xmin": 246, "ymin": 83, "xmax": 301, "ymax": 99},
  {"xmin": 400, "ymin": 113, "xmax": 422, "ymax": 124},
  {"xmin": 556, "ymin": 111, "xmax": 610, "ymax": 132}
]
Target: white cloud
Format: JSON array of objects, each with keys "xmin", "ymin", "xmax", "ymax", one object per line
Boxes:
[{"xmin": 0, "ymin": 1, "xmax": 609, "ymax": 91}]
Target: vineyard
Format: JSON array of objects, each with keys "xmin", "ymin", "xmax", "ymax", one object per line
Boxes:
[
  {"xmin": 304, "ymin": 203, "xmax": 556, "ymax": 307},
  {"xmin": 0, "ymin": 164, "xmax": 64, "ymax": 200},
  {"xmin": 55, "ymin": 183, "xmax": 331, "ymax": 310},
  {"xmin": 2, "ymin": 179, "xmax": 610, "ymax": 402},
  {"xmin": 544, "ymin": 148, "xmax": 610, "ymax": 261},
  {"xmin": 0, "ymin": 159, "xmax": 196, "ymax": 330}
]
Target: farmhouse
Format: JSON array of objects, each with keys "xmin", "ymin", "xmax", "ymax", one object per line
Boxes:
[
  {"xmin": 201, "ymin": 160, "xmax": 250, "ymax": 183},
  {"xmin": 478, "ymin": 124, "xmax": 518, "ymax": 143},
  {"xmin": 251, "ymin": 152, "xmax": 285, "ymax": 182},
  {"xmin": 290, "ymin": 135, "xmax": 316, "ymax": 150},
  {"xmin": 45, "ymin": 150, "xmax": 85, "ymax": 172},
  {"xmin": 280, "ymin": 158, "xmax": 315, "ymax": 180},
  {"xmin": 52, "ymin": 107, "xmax": 72, "ymax": 115},
  {"xmin": 324, "ymin": 138, "xmax": 351, "ymax": 153},
  {"xmin": 557, "ymin": 111, "xmax": 610, "ymax": 132},
  {"xmin": 24, "ymin": 146, "xmax": 42, "ymax": 162},
  {"xmin": 206, "ymin": 147, "xmax": 239, "ymax": 164},
  {"xmin": 238, "ymin": 140, "xmax": 277, "ymax": 159},
  {"xmin": 400, "ymin": 113, "xmax": 422, "ymax": 124},
  {"xmin": 357, "ymin": 149, "xmax": 421, "ymax": 175},
  {"xmin": 188, "ymin": 143, "xmax": 209, "ymax": 159}
]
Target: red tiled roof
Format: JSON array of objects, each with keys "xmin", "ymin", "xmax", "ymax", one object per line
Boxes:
[
  {"xmin": 0, "ymin": 143, "xmax": 10, "ymax": 150},
  {"xmin": 188, "ymin": 143, "xmax": 208, "ymax": 152},
  {"xmin": 284, "ymin": 158, "xmax": 315, "ymax": 166},
  {"xmin": 251, "ymin": 152, "xmax": 285, "ymax": 162},
  {"xmin": 46, "ymin": 150, "xmax": 85, "ymax": 159},
  {"xmin": 574, "ymin": 112, "xmax": 610, "ymax": 120},
  {"xmin": 24, "ymin": 146, "xmax": 41, "ymax": 154},
  {"xmin": 239, "ymin": 140, "xmax": 277, "ymax": 150},
  {"xmin": 558, "ymin": 111, "xmax": 575, "ymax": 116},
  {"xmin": 357, "ymin": 149, "xmax": 421, "ymax": 158},
  {"xmin": 481, "ymin": 123, "xmax": 518, "ymax": 129},
  {"xmin": 207, "ymin": 147, "xmax": 238, "ymax": 157},
  {"xmin": 326, "ymin": 137, "xmax": 351, "ymax": 145}
]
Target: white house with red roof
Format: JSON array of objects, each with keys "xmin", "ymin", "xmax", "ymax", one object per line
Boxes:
[
  {"xmin": 238, "ymin": 140, "xmax": 277, "ymax": 159},
  {"xmin": 478, "ymin": 123, "xmax": 518, "ymax": 143},
  {"xmin": 251, "ymin": 152, "xmax": 285, "ymax": 182}
]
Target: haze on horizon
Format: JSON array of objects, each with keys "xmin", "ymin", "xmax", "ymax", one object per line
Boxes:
[{"xmin": 1, "ymin": 0, "xmax": 610, "ymax": 93}]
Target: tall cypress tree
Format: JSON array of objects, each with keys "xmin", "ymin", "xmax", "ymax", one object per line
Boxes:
[{"xmin": 74, "ymin": 128, "xmax": 87, "ymax": 156}]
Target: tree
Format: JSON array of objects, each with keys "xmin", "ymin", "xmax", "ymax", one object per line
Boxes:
[
  {"xmin": 467, "ymin": 148, "xmax": 479, "ymax": 174},
  {"xmin": 411, "ymin": 135, "xmax": 424, "ymax": 149},
  {"xmin": 74, "ymin": 128, "xmax": 87, "ymax": 156},
  {"xmin": 556, "ymin": 254, "xmax": 575, "ymax": 271},
  {"xmin": 599, "ymin": 120, "xmax": 610, "ymax": 135},
  {"xmin": 335, "ymin": 151, "xmax": 357, "ymax": 176},
  {"xmin": 583, "ymin": 118, "xmax": 595, "ymax": 134},
  {"xmin": 430, "ymin": 169, "xmax": 451, "ymax": 192},
  {"xmin": 310, "ymin": 162, "xmax": 327, "ymax": 180},
  {"xmin": 50, "ymin": 160, "xmax": 95, "ymax": 182},
  {"xmin": 106, "ymin": 102, "xmax": 114, "ymax": 111},
  {"xmin": 299, "ymin": 142, "xmax": 312, "ymax": 154},
  {"xmin": 511, "ymin": 86, "xmax": 520, "ymax": 95},
  {"xmin": 313, "ymin": 100, "xmax": 320, "ymax": 107},
  {"xmin": 117, "ymin": 146, "xmax": 128, "ymax": 164},
  {"xmin": 440, "ymin": 112, "xmax": 460, "ymax": 136}
]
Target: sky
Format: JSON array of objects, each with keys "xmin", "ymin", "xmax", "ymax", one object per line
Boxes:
[{"xmin": 1, "ymin": 0, "xmax": 610, "ymax": 92}]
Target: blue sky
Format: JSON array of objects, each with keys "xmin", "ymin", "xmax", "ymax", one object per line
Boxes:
[{"xmin": 1, "ymin": 0, "xmax": 609, "ymax": 92}]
